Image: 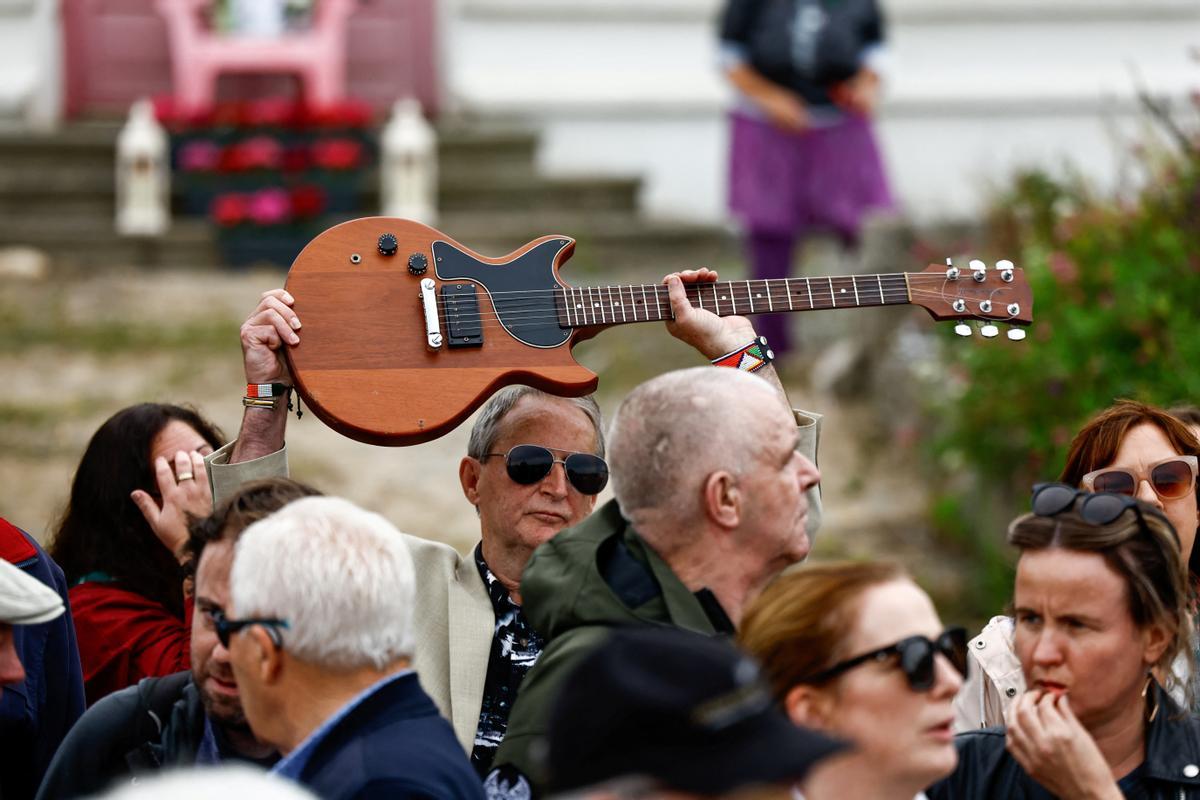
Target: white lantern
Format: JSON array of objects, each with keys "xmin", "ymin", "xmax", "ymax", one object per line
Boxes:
[
  {"xmin": 381, "ymin": 97, "xmax": 437, "ymax": 224},
  {"xmin": 115, "ymin": 99, "xmax": 169, "ymax": 237}
]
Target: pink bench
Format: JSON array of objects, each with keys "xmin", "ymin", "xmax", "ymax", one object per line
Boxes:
[{"xmin": 155, "ymin": 0, "xmax": 356, "ymax": 116}]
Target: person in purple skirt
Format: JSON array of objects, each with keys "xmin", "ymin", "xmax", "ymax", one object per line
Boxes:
[{"xmin": 719, "ymin": 0, "xmax": 895, "ymax": 356}]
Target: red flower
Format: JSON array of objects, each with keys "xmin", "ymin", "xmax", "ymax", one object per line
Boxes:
[
  {"xmin": 281, "ymin": 143, "xmax": 311, "ymax": 172},
  {"xmin": 224, "ymin": 136, "xmax": 284, "ymax": 171},
  {"xmin": 211, "ymin": 193, "xmax": 249, "ymax": 226},
  {"xmin": 241, "ymin": 98, "xmax": 300, "ymax": 129},
  {"xmin": 311, "ymin": 138, "xmax": 364, "ymax": 170},
  {"xmin": 307, "ymin": 99, "xmax": 373, "ymax": 129},
  {"xmin": 289, "ymin": 185, "xmax": 327, "ymax": 219}
]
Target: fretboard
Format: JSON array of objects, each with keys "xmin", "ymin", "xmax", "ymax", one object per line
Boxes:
[{"xmin": 556, "ymin": 274, "xmax": 912, "ymax": 328}]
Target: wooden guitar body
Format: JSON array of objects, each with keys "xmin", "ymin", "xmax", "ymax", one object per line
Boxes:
[{"xmin": 284, "ymin": 217, "xmax": 597, "ymax": 446}]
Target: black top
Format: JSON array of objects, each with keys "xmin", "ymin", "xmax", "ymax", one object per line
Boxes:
[
  {"xmin": 719, "ymin": 0, "xmax": 885, "ymax": 107},
  {"xmin": 470, "ymin": 544, "xmax": 546, "ymax": 776}
]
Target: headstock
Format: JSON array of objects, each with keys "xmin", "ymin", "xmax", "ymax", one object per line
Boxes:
[{"xmin": 909, "ymin": 259, "xmax": 1034, "ymax": 340}]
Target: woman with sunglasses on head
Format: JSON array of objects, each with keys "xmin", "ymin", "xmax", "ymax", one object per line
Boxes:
[
  {"xmin": 929, "ymin": 486, "xmax": 1200, "ymax": 799},
  {"xmin": 956, "ymin": 399, "xmax": 1200, "ymax": 731},
  {"xmin": 739, "ymin": 561, "xmax": 968, "ymax": 800}
]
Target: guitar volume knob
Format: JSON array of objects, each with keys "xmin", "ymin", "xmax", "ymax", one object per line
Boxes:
[
  {"xmin": 408, "ymin": 253, "xmax": 429, "ymax": 275},
  {"xmin": 377, "ymin": 233, "xmax": 399, "ymax": 256}
]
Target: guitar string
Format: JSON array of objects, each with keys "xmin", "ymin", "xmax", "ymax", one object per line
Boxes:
[{"xmin": 425, "ymin": 288, "xmax": 1019, "ymax": 329}]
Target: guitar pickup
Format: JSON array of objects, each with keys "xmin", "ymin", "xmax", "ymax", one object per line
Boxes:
[{"xmin": 441, "ymin": 283, "xmax": 484, "ymax": 348}]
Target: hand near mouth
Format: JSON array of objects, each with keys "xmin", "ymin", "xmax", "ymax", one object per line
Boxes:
[{"xmin": 1004, "ymin": 691, "xmax": 1122, "ymax": 800}]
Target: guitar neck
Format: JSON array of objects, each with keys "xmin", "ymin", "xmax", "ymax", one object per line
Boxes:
[{"xmin": 558, "ymin": 274, "xmax": 913, "ymax": 328}]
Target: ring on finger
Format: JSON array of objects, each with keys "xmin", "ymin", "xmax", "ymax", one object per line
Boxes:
[{"xmin": 177, "ymin": 472, "xmax": 195, "ymax": 481}]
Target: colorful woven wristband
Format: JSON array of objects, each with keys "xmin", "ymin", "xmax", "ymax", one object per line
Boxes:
[{"xmin": 711, "ymin": 336, "xmax": 774, "ymax": 373}]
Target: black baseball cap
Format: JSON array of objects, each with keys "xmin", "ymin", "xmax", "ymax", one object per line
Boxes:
[{"xmin": 545, "ymin": 626, "xmax": 849, "ymax": 796}]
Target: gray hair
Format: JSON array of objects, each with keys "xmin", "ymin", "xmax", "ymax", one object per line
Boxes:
[
  {"xmin": 230, "ymin": 496, "xmax": 416, "ymax": 670},
  {"xmin": 608, "ymin": 367, "xmax": 780, "ymax": 522},
  {"xmin": 466, "ymin": 386, "xmax": 605, "ymax": 460}
]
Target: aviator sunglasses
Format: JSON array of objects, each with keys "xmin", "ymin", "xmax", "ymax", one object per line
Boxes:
[
  {"xmin": 800, "ymin": 627, "xmax": 969, "ymax": 692},
  {"xmin": 483, "ymin": 444, "xmax": 609, "ymax": 495},
  {"xmin": 1081, "ymin": 455, "xmax": 1198, "ymax": 502}
]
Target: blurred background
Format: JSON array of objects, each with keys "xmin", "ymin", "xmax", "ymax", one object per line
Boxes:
[{"xmin": 0, "ymin": 0, "xmax": 1197, "ymax": 626}]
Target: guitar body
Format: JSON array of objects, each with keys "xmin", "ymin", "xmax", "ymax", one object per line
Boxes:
[{"xmin": 284, "ymin": 217, "xmax": 597, "ymax": 446}]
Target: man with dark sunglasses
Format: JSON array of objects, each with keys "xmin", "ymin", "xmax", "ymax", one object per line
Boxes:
[
  {"xmin": 36, "ymin": 479, "xmax": 318, "ymax": 799},
  {"xmin": 206, "ymin": 268, "xmax": 822, "ymax": 784}
]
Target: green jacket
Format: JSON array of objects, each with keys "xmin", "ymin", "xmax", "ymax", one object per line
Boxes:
[{"xmin": 489, "ymin": 498, "xmax": 728, "ymax": 793}]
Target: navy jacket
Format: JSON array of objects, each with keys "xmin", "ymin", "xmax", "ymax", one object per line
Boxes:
[
  {"xmin": 1, "ymin": 519, "xmax": 86, "ymax": 800},
  {"xmin": 299, "ymin": 672, "xmax": 485, "ymax": 800}
]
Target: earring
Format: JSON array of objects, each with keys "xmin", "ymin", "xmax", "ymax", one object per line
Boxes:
[{"xmin": 1143, "ymin": 674, "xmax": 1160, "ymax": 722}]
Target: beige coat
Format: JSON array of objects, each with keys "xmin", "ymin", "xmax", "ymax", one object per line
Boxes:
[{"xmin": 952, "ymin": 615, "xmax": 1022, "ymax": 732}]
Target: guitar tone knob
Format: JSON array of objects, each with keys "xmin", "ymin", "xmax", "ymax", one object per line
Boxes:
[
  {"xmin": 408, "ymin": 253, "xmax": 429, "ymax": 275},
  {"xmin": 378, "ymin": 233, "xmax": 399, "ymax": 256}
]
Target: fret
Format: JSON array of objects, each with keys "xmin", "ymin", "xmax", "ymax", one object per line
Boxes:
[
  {"xmin": 745, "ymin": 280, "xmax": 754, "ymax": 313},
  {"xmin": 640, "ymin": 284, "xmax": 649, "ymax": 322},
  {"xmin": 828, "ymin": 277, "xmax": 836, "ymax": 308},
  {"xmin": 616, "ymin": 286, "xmax": 626, "ymax": 322},
  {"xmin": 852, "ymin": 277, "xmax": 860, "ymax": 306},
  {"xmin": 764, "ymin": 279, "xmax": 773, "ymax": 312},
  {"xmin": 593, "ymin": 286, "xmax": 605, "ymax": 324},
  {"xmin": 576, "ymin": 288, "xmax": 585, "ymax": 326},
  {"xmin": 876, "ymin": 274, "xmax": 885, "ymax": 305},
  {"xmin": 625, "ymin": 286, "xmax": 634, "ymax": 322},
  {"xmin": 657, "ymin": 285, "xmax": 666, "ymax": 320},
  {"xmin": 785, "ymin": 279, "xmax": 794, "ymax": 310},
  {"xmin": 695, "ymin": 285, "xmax": 705, "ymax": 312},
  {"xmin": 713, "ymin": 283, "xmax": 722, "ymax": 316},
  {"xmin": 806, "ymin": 278, "xmax": 814, "ymax": 309},
  {"xmin": 662, "ymin": 285, "xmax": 674, "ymax": 320},
  {"xmin": 561, "ymin": 287, "xmax": 571, "ymax": 327}
]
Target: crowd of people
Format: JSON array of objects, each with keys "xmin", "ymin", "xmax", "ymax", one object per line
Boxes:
[{"xmin": 2, "ymin": 262, "xmax": 1200, "ymax": 800}]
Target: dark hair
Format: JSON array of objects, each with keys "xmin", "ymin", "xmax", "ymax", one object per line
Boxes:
[
  {"xmin": 1007, "ymin": 497, "xmax": 1193, "ymax": 708},
  {"xmin": 1059, "ymin": 399, "xmax": 1200, "ymax": 575},
  {"xmin": 186, "ymin": 477, "xmax": 323, "ymax": 569},
  {"xmin": 49, "ymin": 403, "xmax": 224, "ymax": 618}
]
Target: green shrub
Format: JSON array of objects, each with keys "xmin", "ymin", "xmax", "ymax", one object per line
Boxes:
[{"xmin": 927, "ymin": 104, "xmax": 1200, "ymax": 618}]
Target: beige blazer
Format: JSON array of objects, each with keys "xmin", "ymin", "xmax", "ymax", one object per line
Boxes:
[{"xmin": 205, "ymin": 442, "xmax": 493, "ymax": 751}]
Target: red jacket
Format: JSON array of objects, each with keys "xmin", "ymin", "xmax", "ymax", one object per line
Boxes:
[{"xmin": 68, "ymin": 582, "xmax": 191, "ymax": 707}]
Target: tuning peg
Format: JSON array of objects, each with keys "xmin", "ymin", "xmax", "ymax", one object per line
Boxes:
[
  {"xmin": 996, "ymin": 259, "xmax": 1015, "ymax": 283},
  {"xmin": 1007, "ymin": 327, "xmax": 1027, "ymax": 341},
  {"xmin": 944, "ymin": 257, "xmax": 959, "ymax": 281},
  {"xmin": 970, "ymin": 259, "xmax": 987, "ymax": 282},
  {"xmin": 954, "ymin": 322, "xmax": 972, "ymax": 337},
  {"xmin": 980, "ymin": 323, "xmax": 999, "ymax": 338}
]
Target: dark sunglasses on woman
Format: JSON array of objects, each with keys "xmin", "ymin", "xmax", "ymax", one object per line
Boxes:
[
  {"xmin": 484, "ymin": 444, "xmax": 609, "ymax": 495},
  {"xmin": 1031, "ymin": 482, "xmax": 1175, "ymax": 542},
  {"xmin": 1081, "ymin": 455, "xmax": 1197, "ymax": 501},
  {"xmin": 800, "ymin": 627, "xmax": 969, "ymax": 692}
]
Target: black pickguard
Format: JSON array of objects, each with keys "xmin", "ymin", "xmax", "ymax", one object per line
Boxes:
[{"xmin": 432, "ymin": 239, "xmax": 571, "ymax": 348}]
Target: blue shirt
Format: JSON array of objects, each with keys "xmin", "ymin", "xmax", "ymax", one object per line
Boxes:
[{"xmin": 272, "ymin": 669, "xmax": 414, "ymax": 782}]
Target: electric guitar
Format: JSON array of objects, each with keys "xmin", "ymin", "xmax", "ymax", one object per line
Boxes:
[{"xmin": 283, "ymin": 217, "xmax": 1033, "ymax": 446}]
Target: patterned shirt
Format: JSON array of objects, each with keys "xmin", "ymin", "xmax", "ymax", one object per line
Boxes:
[{"xmin": 471, "ymin": 544, "xmax": 545, "ymax": 777}]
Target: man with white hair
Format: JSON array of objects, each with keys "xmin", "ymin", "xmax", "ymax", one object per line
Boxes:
[
  {"xmin": 487, "ymin": 364, "xmax": 821, "ymax": 797},
  {"xmin": 226, "ymin": 496, "xmax": 484, "ymax": 799}
]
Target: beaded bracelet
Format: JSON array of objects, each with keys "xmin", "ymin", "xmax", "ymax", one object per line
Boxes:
[{"xmin": 710, "ymin": 336, "xmax": 774, "ymax": 373}]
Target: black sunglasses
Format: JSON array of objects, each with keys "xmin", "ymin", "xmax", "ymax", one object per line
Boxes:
[
  {"xmin": 483, "ymin": 444, "xmax": 609, "ymax": 495},
  {"xmin": 213, "ymin": 608, "xmax": 289, "ymax": 649},
  {"xmin": 1031, "ymin": 483, "xmax": 1175, "ymax": 542},
  {"xmin": 801, "ymin": 627, "xmax": 969, "ymax": 692}
]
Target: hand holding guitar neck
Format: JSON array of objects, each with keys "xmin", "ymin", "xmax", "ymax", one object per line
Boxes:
[
  {"xmin": 664, "ymin": 269, "xmax": 786, "ymax": 396},
  {"xmin": 231, "ymin": 289, "xmax": 300, "ymax": 463}
]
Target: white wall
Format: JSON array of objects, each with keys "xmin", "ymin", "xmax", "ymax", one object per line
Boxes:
[{"xmin": 443, "ymin": 0, "xmax": 1199, "ymax": 222}]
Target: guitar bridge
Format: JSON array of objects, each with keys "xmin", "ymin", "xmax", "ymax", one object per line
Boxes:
[{"xmin": 441, "ymin": 283, "xmax": 484, "ymax": 348}]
